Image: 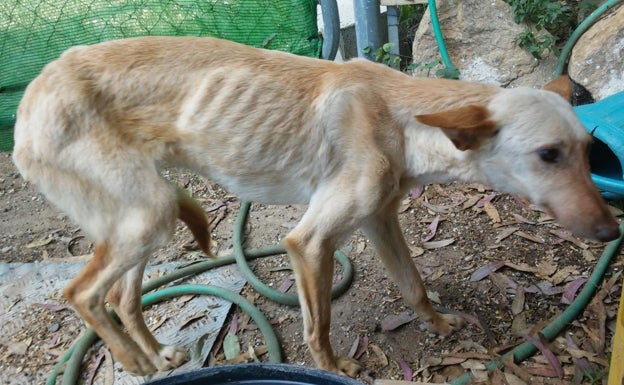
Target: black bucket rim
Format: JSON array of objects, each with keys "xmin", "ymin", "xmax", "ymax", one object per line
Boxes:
[{"xmin": 142, "ymin": 363, "xmax": 363, "ymax": 385}]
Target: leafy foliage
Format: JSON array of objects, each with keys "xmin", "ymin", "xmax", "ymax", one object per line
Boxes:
[{"xmin": 504, "ymin": 0, "xmax": 601, "ymax": 59}]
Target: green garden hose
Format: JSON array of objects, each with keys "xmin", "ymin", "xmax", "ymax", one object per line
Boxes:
[
  {"xmin": 46, "ymin": 202, "xmax": 355, "ymax": 385},
  {"xmin": 554, "ymin": 0, "xmax": 624, "ymax": 77},
  {"xmin": 428, "ymin": 0, "xmax": 460, "ymax": 79},
  {"xmin": 428, "ymin": 0, "xmax": 452, "ymax": 70}
]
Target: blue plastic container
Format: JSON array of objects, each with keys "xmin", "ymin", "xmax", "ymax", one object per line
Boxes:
[
  {"xmin": 143, "ymin": 364, "xmax": 363, "ymax": 385},
  {"xmin": 574, "ymin": 90, "xmax": 624, "ymax": 199}
]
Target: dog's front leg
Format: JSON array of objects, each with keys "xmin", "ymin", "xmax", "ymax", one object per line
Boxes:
[
  {"xmin": 283, "ymin": 196, "xmax": 362, "ymax": 377},
  {"xmin": 361, "ymin": 204, "xmax": 464, "ymax": 335}
]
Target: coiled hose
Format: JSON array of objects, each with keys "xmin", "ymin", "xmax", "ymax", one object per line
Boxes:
[{"xmin": 47, "ymin": 202, "xmax": 354, "ymax": 385}]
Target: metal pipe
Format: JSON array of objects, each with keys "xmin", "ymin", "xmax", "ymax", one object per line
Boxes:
[
  {"xmin": 353, "ymin": 0, "xmax": 382, "ymax": 59},
  {"xmin": 386, "ymin": 5, "xmax": 400, "ymax": 67},
  {"xmin": 319, "ymin": 0, "xmax": 340, "ymax": 60}
]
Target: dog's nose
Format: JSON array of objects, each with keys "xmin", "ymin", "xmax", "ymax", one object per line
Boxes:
[{"xmin": 594, "ymin": 222, "xmax": 620, "ymax": 242}]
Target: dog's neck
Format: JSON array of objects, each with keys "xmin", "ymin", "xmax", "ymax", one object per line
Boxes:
[
  {"xmin": 377, "ymin": 72, "xmax": 501, "ymax": 188},
  {"xmin": 401, "ymin": 123, "xmax": 489, "ymax": 186}
]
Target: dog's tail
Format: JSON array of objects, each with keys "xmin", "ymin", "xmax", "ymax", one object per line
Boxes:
[{"xmin": 177, "ymin": 187, "xmax": 214, "ymax": 257}]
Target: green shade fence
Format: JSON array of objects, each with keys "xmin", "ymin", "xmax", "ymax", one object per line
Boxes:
[{"xmin": 0, "ymin": 0, "xmax": 323, "ymax": 151}]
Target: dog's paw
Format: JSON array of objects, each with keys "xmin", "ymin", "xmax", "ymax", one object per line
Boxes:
[
  {"xmin": 152, "ymin": 345, "xmax": 188, "ymax": 371},
  {"xmin": 335, "ymin": 356, "xmax": 362, "ymax": 378},
  {"xmin": 429, "ymin": 312, "xmax": 465, "ymax": 336},
  {"xmin": 120, "ymin": 351, "xmax": 157, "ymax": 376}
]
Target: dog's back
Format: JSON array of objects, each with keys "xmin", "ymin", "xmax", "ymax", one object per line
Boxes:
[{"xmin": 14, "ymin": 37, "xmax": 362, "ymax": 210}]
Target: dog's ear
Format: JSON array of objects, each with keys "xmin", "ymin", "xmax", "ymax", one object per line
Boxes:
[
  {"xmin": 543, "ymin": 75, "xmax": 573, "ymax": 102},
  {"xmin": 415, "ymin": 105, "xmax": 498, "ymax": 151}
]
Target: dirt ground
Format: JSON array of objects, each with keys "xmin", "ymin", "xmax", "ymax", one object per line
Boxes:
[{"xmin": 1, "ymin": 150, "xmax": 622, "ymax": 385}]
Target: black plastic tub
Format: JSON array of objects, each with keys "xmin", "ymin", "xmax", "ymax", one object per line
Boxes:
[{"xmin": 143, "ymin": 364, "xmax": 363, "ymax": 385}]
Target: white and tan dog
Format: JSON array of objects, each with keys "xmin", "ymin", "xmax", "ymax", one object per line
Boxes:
[{"xmin": 12, "ymin": 36, "xmax": 619, "ymax": 376}]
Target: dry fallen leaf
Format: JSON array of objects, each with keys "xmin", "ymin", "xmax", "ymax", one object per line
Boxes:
[
  {"xmin": 178, "ymin": 313, "xmax": 206, "ymax": 331},
  {"xmin": 470, "ymin": 261, "xmax": 505, "ymax": 282},
  {"xmin": 549, "ymin": 229, "xmax": 588, "ymax": 249},
  {"xmin": 347, "ymin": 335, "xmax": 360, "ymax": 359},
  {"xmin": 409, "ymin": 244, "xmax": 425, "ymax": 257},
  {"xmin": 421, "ymin": 200, "xmax": 450, "ymax": 214},
  {"xmin": 422, "ymin": 215, "xmax": 440, "ymax": 242},
  {"xmin": 277, "ymin": 278, "xmax": 294, "ymax": 293},
  {"xmin": 515, "ymin": 231, "xmax": 545, "ymax": 244},
  {"xmin": 380, "ymin": 311, "xmax": 417, "ymax": 332},
  {"xmin": 223, "ymin": 332, "xmax": 241, "ymax": 361},
  {"xmin": 354, "ymin": 335, "xmax": 369, "ymax": 360},
  {"xmin": 512, "ymin": 212, "xmax": 535, "ymax": 224},
  {"xmin": 370, "ymin": 343, "xmax": 389, "ymax": 367},
  {"xmin": 462, "ymin": 194, "xmax": 482, "ymax": 210},
  {"xmin": 511, "ymin": 312, "xmax": 528, "ymax": 333},
  {"xmin": 535, "ymin": 257, "xmax": 558, "ymax": 279},
  {"xmin": 495, "ymin": 226, "xmax": 518, "ymax": 243},
  {"xmin": 422, "ymin": 238, "xmax": 455, "ymax": 249},
  {"xmin": 582, "ymin": 249, "xmax": 596, "ymax": 262},
  {"xmin": 509, "ymin": 193, "xmax": 531, "ymax": 209},
  {"xmin": 398, "ymin": 197, "xmax": 411, "ymax": 213},
  {"xmin": 223, "ymin": 345, "xmax": 268, "ymax": 364},
  {"xmin": 410, "ymin": 185, "xmax": 424, "ymax": 200},
  {"xmin": 427, "ymin": 291, "xmax": 442, "ymax": 304},
  {"xmin": 483, "ymin": 201, "xmax": 501, "ymax": 223},
  {"xmin": 24, "ymin": 237, "xmax": 54, "ymax": 248},
  {"xmin": 348, "ymin": 335, "xmax": 369, "ymax": 360},
  {"xmin": 475, "ymin": 192, "xmax": 498, "ymax": 208},
  {"xmin": 561, "ymin": 278, "xmax": 587, "ymax": 304},
  {"xmin": 548, "ymin": 265, "xmax": 578, "ymax": 286},
  {"xmin": 397, "ymin": 359, "xmax": 413, "ymax": 381},
  {"xmin": 520, "ymin": 333, "xmax": 564, "ymax": 378},
  {"xmin": 511, "ymin": 285, "xmax": 525, "ymax": 315},
  {"xmin": 149, "ymin": 316, "xmax": 169, "ymax": 333},
  {"xmin": 504, "ymin": 372, "xmax": 528, "ymax": 385},
  {"xmin": 488, "ymin": 271, "xmax": 518, "ymax": 294},
  {"xmin": 429, "ymin": 267, "xmax": 445, "ymax": 282}
]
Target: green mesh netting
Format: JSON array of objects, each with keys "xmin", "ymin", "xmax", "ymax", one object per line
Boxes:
[{"xmin": 0, "ymin": 0, "xmax": 321, "ymax": 151}]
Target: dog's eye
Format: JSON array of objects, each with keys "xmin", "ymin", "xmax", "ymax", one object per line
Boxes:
[{"xmin": 539, "ymin": 148, "xmax": 560, "ymax": 163}]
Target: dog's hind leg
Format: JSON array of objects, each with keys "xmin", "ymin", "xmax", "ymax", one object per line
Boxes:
[
  {"xmin": 56, "ymin": 162, "xmax": 182, "ymax": 374},
  {"xmin": 63, "ymin": 242, "xmax": 158, "ymax": 375},
  {"xmin": 361, "ymin": 198, "xmax": 464, "ymax": 335},
  {"xmin": 107, "ymin": 260, "xmax": 188, "ymax": 371}
]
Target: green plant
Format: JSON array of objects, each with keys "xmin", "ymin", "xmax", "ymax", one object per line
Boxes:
[
  {"xmin": 508, "ymin": 0, "xmax": 571, "ymax": 30},
  {"xmin": 407, "ymin": 58, "xmax": 442, "ymax": 75},
  {"xmin": 362, "ymin": 43, "xmax": 401, "ymax": 67},
  {"xmin": 398, "ymin": 3, "xmax": 426, "ymax": 25},
  {"xmin": 517, "ymin": 29, "xmax": 558, "ymax": 59},
  {"xmin": 582, "ymin": 367, "xmax": 609, "ymax": 384},
  {"xmin": 503, "ymin": 0, "xmax": 590, "ymax": 59}
]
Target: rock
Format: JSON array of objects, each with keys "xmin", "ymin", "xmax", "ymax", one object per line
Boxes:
[
  {"xmin": 568, "ymin": 4, "xmax": 624, "ymax": 100},
  {"xmin": 411, "ymin": 0, "xmax": 556, "ymax": 87}
]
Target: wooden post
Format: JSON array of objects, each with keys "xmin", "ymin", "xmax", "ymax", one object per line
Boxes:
[{"xmin": 609, "ymin": 281, "xmax": 624, "ymax": 385}]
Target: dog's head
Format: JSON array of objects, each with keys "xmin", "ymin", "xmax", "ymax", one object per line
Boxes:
[{"xmin": 414, "ymin": 80, "xmax": 619, "ymax": 242}]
